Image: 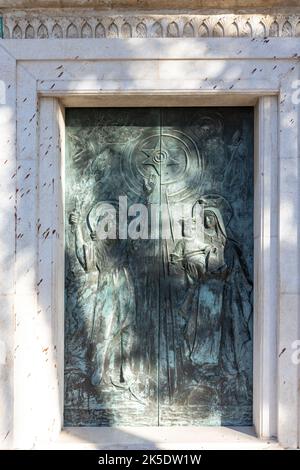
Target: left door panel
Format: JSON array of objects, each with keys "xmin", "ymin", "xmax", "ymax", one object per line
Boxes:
[{"xmin": 64, "ymin": 108, "xmax": 160, "ymax": 426}]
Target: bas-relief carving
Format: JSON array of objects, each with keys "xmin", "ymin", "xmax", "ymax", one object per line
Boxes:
[
  {"xmin": 2, "ymin": 13, "xmax": 300, "ymax": 39},
  {"xmin": 64, "ymin": 108, "xmax": 254, "ymax": 427}
]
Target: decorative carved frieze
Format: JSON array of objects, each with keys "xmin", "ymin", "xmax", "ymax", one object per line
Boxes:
[{"xmin": 2, "ymin": 12, "xmax": 300, "ymax": 39}]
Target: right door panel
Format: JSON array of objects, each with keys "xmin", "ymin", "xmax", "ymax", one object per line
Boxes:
[
  {"xmin": 157, "ymin": 108, "xmax": 254, "ymax": 426},
  {"xmin": 64, "ymin": 107, "xmax": 253, "ymax": 427}
]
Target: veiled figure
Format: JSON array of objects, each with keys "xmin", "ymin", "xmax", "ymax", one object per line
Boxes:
[{"xmin": 171, "ymin": 197, "xmax": 253, "ymax": 403}]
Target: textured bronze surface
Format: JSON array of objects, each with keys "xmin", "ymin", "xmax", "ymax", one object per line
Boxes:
[{"xmin": 64, "ymin": 107, "xmax": 253, "ymax": 426}]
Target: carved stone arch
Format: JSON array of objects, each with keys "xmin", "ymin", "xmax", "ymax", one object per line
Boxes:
[
  {"xmin": 202, "ymin": 18, "xmax": 217, "ymax": 36},
  {"xmin": 296, "ymin": 22, "xmax": 300, "ymax": 37},
  {"xmin": 233, "ymin": 16, "xmax": 247, "ymax": 37},
  {"xmin": 167, "ymin": 21, "xmax": 179, "ymax": 38},
  {"xmin": 136, "ymin": 22, "xmax": 147, "ymax": 38},
  {"xmin": 198, "ymin": 22, "xmax": 209, "ymax": 37},
  {"xmin": 81, "ymin": 22, "xmax": 92, "ymax": 38},
  {"xmin": 37, "ymin": 23, "xmax": 49, "ymax": 39},
  {"xmin": 257, "ymin": 21, "xmax": 266, "ymax": 37},
  {"xmin": 95, "ymin": 22, "xmax": 105, "ymax": 38},
  {"xmin": 269, "ymin": 21, "xmax": 279, "ymax": 37},
  {"xmin": 227, "ymin": 22, "xmax": 238, "ymax": 37},
  {"xmin": 12, "ymin": 24, "xmax": 22, "ymax": 39},
  {"xmin": 107, "ymin": 23, "xmax": 119, "ymax": 38},
  {"xmin": 52, "ymin": 23, "xmax": 63, "ymax": 39},
  {"xmin": 25, "ymin": 24, "xmax": 35, "ymax": 39},
  {"xmin": 242, "ymin": 21, "xmax": 252, "ymax": 37},
  {"xmin": 282, "ymin": 20, "xmax": 292, "ymax": 37},
  {"xmin": 150, "ymin": 21, "xmax": 163, "ymax": 38},
  {"xmin": 213, "ymin": 22, "xmax": 224, "ymax": 37},
  {"xmin": 66, "ymin": 23, "xmax": 78, "ymax": 38},
  {"xmin": 183, "ymin": 21, "xmax": 195, "ymax": 38},
  {"xmin": 247, "ymin": 18, "xmax": 265, "ymax": 37},
  {"xmin": 121, "ymin": 22, "xmax": 132, "ymax": 38}
]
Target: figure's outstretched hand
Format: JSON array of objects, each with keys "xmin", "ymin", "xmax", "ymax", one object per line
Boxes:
[{"xmin": 69, "ymin": 212, "xmax": 79, "ymax": 226}]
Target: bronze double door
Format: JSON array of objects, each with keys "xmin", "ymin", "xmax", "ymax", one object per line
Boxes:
[{"xmin": 64, "ymin": 107, "xmax": 253, "ymax": 426}]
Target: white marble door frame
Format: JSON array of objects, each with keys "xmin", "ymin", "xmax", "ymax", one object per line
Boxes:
[{"xmin": 0, "ymin": 38, "xmax": 299, "ymax": 449}]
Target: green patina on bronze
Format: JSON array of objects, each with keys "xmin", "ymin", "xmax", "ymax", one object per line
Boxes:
[{"xmin": 64, "ymin": 108, "xmax": 254, "ymax": 426}]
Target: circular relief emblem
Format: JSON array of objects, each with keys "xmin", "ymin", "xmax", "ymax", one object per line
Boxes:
[{"xmin": 121, "ymin": 129, "xmax": 203, "ymax": 201}]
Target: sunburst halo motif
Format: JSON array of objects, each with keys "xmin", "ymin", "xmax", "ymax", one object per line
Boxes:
[
  {"xmin": 122, "ymin": 130, "xmax": 202, "ymax": 201},
  {"xmin": 141, "ymin": 141, "xmax": 180, "ymax": 182}
]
